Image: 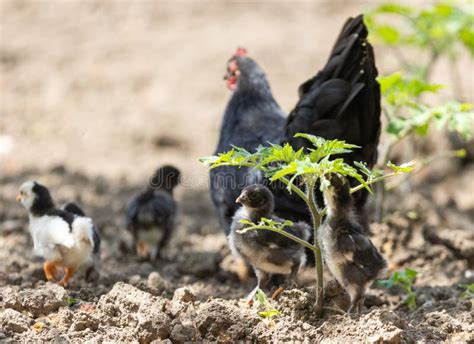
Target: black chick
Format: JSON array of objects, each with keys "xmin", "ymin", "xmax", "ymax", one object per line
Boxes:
[
  {"xmin": 61, "ymin": 202, "xmax": 101, "ymax": 281},
  {"xmin": 318, "ymin": 173, "xmax": 386, "ymax": 313},
  {"xmin": 229, "ymin": 184, "xmax": 310, "ymax": 302},
  {"xmin": 125, "ymin": 165, "xmax": 180, "ymax": 260}
]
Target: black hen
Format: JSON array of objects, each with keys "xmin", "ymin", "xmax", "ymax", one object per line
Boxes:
[
  {"xmin": 211, "ymin": 15, "xmax": 380, "ymax": 232},
  {"xmin": 125, "ymin": 165, "xmax": 180, "ymax": 260},
  {"xmin": 210, "ymin": 47, "xmax": 285, "ymax": 231}
]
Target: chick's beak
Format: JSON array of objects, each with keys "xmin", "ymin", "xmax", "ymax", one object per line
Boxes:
[
  {"xmin": 235, "ymin": 193, "xmax": 247, "ymax": 204},
  {"xmin": 16, "ymin": 194, "xmax": 22, "ymax": 202}
]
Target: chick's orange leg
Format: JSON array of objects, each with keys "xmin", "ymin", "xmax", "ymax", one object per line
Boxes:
[
  {"xmin": 44, "ymin": 261, "xmax": 58, "ymax": 282},
  {"xmin": 136, "ymin": 240, "xmax": 150, "ymax": 258},
  {"xmin": 271, "ymin": 287, "xmax": 285, "ymax": 300},
  {"xmin": 58, "ymin": 266, "xmax": 76, "ymax": 287}
]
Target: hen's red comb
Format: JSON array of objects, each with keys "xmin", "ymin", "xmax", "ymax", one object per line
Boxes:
[{"xmin": 234, "ymin": 47, "xmax": 247, "ymax": 57}]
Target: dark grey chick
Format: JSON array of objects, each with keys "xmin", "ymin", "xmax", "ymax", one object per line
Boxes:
[
  {"xmin": 125, "ymin": 165, "xmax": 180, "ymax": 260},
  {"xmin": 318, "ymin": 173, "xmax": 386, "ymax": 313},
  {"xmin": 229, "ymin": 184, "xmax": 311, "ymax": 302}
]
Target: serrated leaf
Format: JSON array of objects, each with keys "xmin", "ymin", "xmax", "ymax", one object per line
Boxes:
[
  {"xmin": 403, "ymin": 268, "xmax": 418, "ymax": 281},
  {"xmin": 405, "ymin": 293, "xmax": 417, "ymax": 310},
  {"xmin": 259, "ymin": 309, "xmax": 281, "ymax": 318},
  {"xmin": 255, "ymin": 288, "xmax": 269, "ymax": 306},
  {"xmin": 387, "ymin": 161, "xmax": 416, "ymax": 173},
  {"xmin": 239, "ymin": 219, "xmax": 253, "ymax": 225},
  {"xmin": 67, "ymin": 297, "xmax": 80, "ymax": 307}
]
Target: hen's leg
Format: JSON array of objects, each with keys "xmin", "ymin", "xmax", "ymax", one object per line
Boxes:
[
  {"xmin": 44, "ymin": 261, "xmax": 57, "ymax": 282},
  {"xmin": 58, "ymin": 266, "xmax": 76, "ymax": 287}
]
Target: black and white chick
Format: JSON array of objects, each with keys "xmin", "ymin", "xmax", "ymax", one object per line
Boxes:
[
  {"xmin": 229, "ymin": 184, "xmax": 311, "ymax": 302},
  {"xmin": 125, "ymin": 165, "xmax": 180, "ymax": 261},
  {"xmin": 60, "ymin": 202, "xmax": 101, "ymax": 281},
  {"xmin": 17, "ymin": 181, "xmax": 100, "ymax": 287},
  {"xmin": 318, "ymin": 173, "xmax": 387, "ymax": 313}
]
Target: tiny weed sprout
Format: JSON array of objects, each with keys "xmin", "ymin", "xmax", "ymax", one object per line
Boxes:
[
  {"xmin": 255, "ymin": 288, "xmax": 281, "ymax": 319},
  {"xmin": 377, "ymin": 268, "xmax": 418, "ymax": 310},
  {"xmin": 201, "ymin": 133, "xmax": 414, "ymax": 316},
  {"xmin": 67, "ymin": 297, "xmax": 80, "ymax": 307},
  {"xmin": 459, "ymin": 283, "xmax": 474, "ymax": 300}
]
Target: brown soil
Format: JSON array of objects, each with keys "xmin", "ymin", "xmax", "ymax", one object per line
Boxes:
[{"xmin": 1, "ymin": 1, "xmax": 473, "ymax": 343}]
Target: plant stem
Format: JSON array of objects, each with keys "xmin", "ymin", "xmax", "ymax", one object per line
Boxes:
[
  {"xmin": 306, "ymin": 177, "xmax": 324, "ymax": 317},
  {"xmin": 278, "ymin": 176, "xmax": 309, "ymax": 203},
  {"xmin": 238, "ymin": 226, "xmax": 315, "ymax": 252},
  {"xmin": 350, "ymin": 172, "xmax": 398, "ymax": 194}
]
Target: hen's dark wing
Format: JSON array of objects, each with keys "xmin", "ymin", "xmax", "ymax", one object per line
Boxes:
[{"xmin": 284, "ymin": 14, "xmax": 381, "ymax": 211}]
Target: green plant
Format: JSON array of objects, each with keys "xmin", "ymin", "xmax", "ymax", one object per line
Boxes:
[
  {"xmin": 201, "ymin": 134, "xmax": 414, "ymax": 316},
  {"xmin": 377, "ymin": 268, "xmax": 418, "ymax": 310},
  {"xmin": 366, "ymin": 2, "xmax": 473, "ymax": 91},
  {"xmin": 459, "ymin": 283, "xmax": 474, "ymax": 299},
  {"xmin": 374, "ymin": 72, "xmax": 473, "ymax": 220},
  {"xmin": 255, "ymin": 288, "xmax": 281, "ymax": 318},
  {"xmin": 66, "ymin": 297, "xmax": 80, "ymax": 307}
]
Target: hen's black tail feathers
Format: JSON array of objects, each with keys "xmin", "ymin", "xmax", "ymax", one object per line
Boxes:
[
  {"xmin": 285, "ymin": 14, "xmax": 380, "ymax": 169},
  {"xmin": 284, "ymin": 15, "xmax": 380, "ymax": 213}
]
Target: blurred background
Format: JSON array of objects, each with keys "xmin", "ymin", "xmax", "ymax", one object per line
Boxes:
[{"xmin": 2, "ymin": 0, "xmax": 471, "ymax": 189}]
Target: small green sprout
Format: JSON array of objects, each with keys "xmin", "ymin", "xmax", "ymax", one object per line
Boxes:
[
  {"xmin": 459, "ymin": 283, "xmax": 474, "ymax": 299},
  {"xmin": 378, "ymin": 268, "xmax": 418, "ymax": 310},
  {"xmin": 255, "ymin": 289, "xmax": 281, "ymax": 319},
  {"xmin": 67, "ymin": 297, "xmax": 80, "ymax": 307}
]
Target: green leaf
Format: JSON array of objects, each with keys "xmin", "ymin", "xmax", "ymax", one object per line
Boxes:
[
  {"xmin": 405, "ymin": 292, "xmax": 418, "ymax": 310},
  {"xmin": 376, "ymin": 25, "xmax": 401, "ymax": 45},
  {"xmin": 255, "ymin": 288, "xmax": 269, "ymax": 306},
  {"xmin": 294, "ymin": 133, "xmax": 327, "ymax": 148},
  {"xmin": 259, "ymin": 309, "xmax": 281, "ymax": 318},
  {"xmin": 459, "ymin": 283, "xmax": 474, "ymax": 299},
  {"xmin": 387, "ymin": 161, "xmax": 416, "ymax": 173},
  {"xmin": 67, "ymin": 297, "xmax": 79, "ymax": 307},
  {"xmin": 374, "ymin": 3, "xmax": 413, "ymax": 16},
  {"xmin": 402, "ymin": 268, "xmax": 418, "ymax": 281},
  {"xmin": 239, "ymin": 219, "xmax": 253, "ymax": 225}
]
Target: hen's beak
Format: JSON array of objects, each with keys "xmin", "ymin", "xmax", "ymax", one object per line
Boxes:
[{"xmin": 16, "ymin": 194, "xmax": 22, "ymax": 202}]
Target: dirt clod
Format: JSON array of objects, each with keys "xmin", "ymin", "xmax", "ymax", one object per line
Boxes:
[{"xmin": 0, "ymin": 309, "xmax": 33, "ymax": 334}]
